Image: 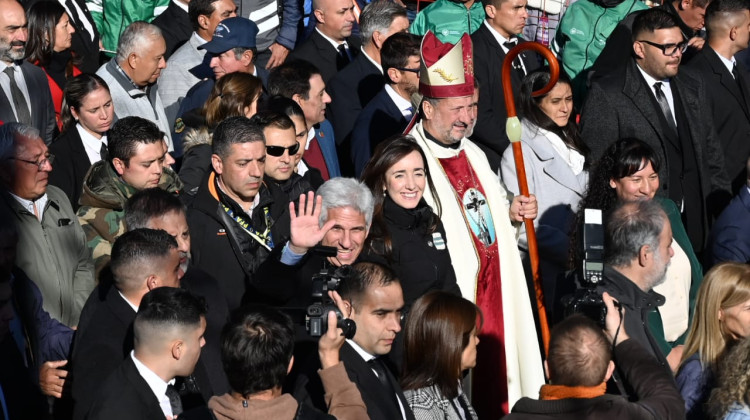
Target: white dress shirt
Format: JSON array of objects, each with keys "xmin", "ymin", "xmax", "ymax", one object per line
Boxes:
[
  {"xmin": 637, "ymin": 64, "xmax": 676, "ymax": 127},
  {"xmin": 385, "ymin": 84, "xmax": 413, "ymax": 118},
  {"xmin": 9, "ymin": 192, "xmax": 48, "ymax": 221},
  {"xmin": 77, "ymin": 123, "xmax": 108, "ymax": 164},
  {"xmin": 483, "ymin": 20, "xmax": 528, "ymax": 75}
]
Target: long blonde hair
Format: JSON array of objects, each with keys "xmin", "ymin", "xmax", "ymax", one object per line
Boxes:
[{"xmin": 680, "ymin": 262, "xmax": 750, "ymax": 370}]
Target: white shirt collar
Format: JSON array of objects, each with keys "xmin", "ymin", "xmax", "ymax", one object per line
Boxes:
[
  {"xmin": 636, "ymin": 63, "xmax": 669, "ymax": 88},
  {"xmin": 385, "ymin": 84, "xmax": 413, "ymax": 116},
  {"xmin": 192, "ymin": 31, "xmax": 209, "ymax": 45},
  {"xmin": 130, "ymin": 351, "xmax": 176, "ymax": 418},
  {"xmin": 9, "ymin": 192, "xmax": 48, "ymax": 221},
  {"xmin": 346, "ymin": 338, "xmax": 376, "ymax": 361},
  {"xmin": 483, "ymin": 20, "xmax": 515, "ymax": 52},
  {"xmin": 118, "ymin": 290, "xmax": 139, "ymax": 313},
  {"xmin": 316, "ymin": 27, "xmax": 346, "ymax": 49},
  {"xmin": 360, "ymin": 47, "xmax": 383, "ymax": 74},
  {"xmin": 306, "ymin": 127, "xmax": 316, "ymax": 150},
  {"xmin": 712, "ymin": 48, "xmax": 736, "ymax": 76},
  {"xmin": 77, "ymin": 123, "xmax": 108, "ymax": 165},
  {"xmin": 173, "ymin": 0, "xmax": 189, "ymax": 13}
]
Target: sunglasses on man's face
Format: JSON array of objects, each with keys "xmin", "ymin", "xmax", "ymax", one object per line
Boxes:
[{"xmin": 266, "ymin": 142, "xmax": 301, "ymax": 157}]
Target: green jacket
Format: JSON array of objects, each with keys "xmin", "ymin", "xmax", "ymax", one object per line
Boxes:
[
  {"xmin": 552, "ymin": 0, "xmax": 647, "ymax": 105},
  {"xmin": 76, "ymin": 160, "xmax": 182, "ymax": 275},
  {"xmin": 648, "ymin": 196, "xmax": 703, "ymax": 354},
  {"xmin": 2, "ymin": 186, "xmax": 95, "ymax": 327},
  {"xmin": 85, "ymin": 0, "xmax": 170, "ymax": 55},
  {"xmin": 410, "ymin": 0, "xmax": 485, "ymax": 44}
]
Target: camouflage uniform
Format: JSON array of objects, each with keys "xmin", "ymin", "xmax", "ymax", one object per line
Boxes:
[{"xmin": 76, "ymin": 160, "xmax": 183, "ymax": 275}]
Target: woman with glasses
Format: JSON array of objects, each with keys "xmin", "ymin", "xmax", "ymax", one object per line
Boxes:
[
  {"xmin": 500, "ymin": 69, "xmax": 588, "ymax": 314},
  {"xmin": 179, "ymin": 72, "xmax": 263, "ymax": 196},
  {"xmin": 49, "ymin": 73, "xmax": 113, "ymax": 210}
]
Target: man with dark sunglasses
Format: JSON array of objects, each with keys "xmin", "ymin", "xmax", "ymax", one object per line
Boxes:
[{"xmin": 581, "ymin": 7, "xmax": 731, "ymax": 259}]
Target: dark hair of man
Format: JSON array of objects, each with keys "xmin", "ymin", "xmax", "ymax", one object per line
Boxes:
[
  {"xmin": 570, "ymin": 138, "xmax": 661, "ymax": 267},
  {"xmin": 260, "ymin": 95, "xmax": 306, "ymax": 120},
  {"xmin": 361, "ymin": 135, "xmax": 441, "ymax": 258},
  {"xmin": 188, "ymin": 0, "xmax": 222, "ymax": 32},
  {"xmin": 108, "ymin": 116, "xmax": 165, "ymax": 165},
  {"xmin": 481, "ymin": 0, "xmax": 511, "ymax": 10},
  {"xmin": 519, "ymin": 69, "xmax": 588, "ymax": 158},
  {"xmin": 248, "ymin": 111, "xmax": 295, "ymax": 132},
  {"xmin": 337, "ymin": 262, "xmax": 399, "ymax": 308},
  {"xmin": 124, "ymin": 188, "xmax": 186, "ymax": 230},
  {"xmin": 693, "ymin": 0, "xmax": 712, "ymax": 9},
  {"xmin": 381, "ymin": 33, "xmax": 421, "ymax": 85},
  {"xmin": 632, "ymin": 8, "xmax": 680, "ymax": 42},
  {"xmin": 212, "ymin": 116, "xmax": 265, "ymax": 160},
  {"xmin": 401, "ymin": 291, "xmax": 482, "ymax": 399},
  {"xmin": 604, "ymin": 199, "xmax": 667, "ymax": 267},
  {"xmin": 267, "ymin": 59, "xmax": 321, "ymax": 100},
  {"xmin": 134, "ymin": 287, "xmax": 206, "ymax": 348},
  {"xmin": 61, "ymin": 73, "xmax": 110, "ymax": 134},
  {"xmin": 110, "ymin": 228, "xmax": 178, "ymax": 293},
  {"xmin": 705, "ymin": 0, "xmax": 750, "ymax": 35},
  {"xmin": 547, "ymin": 315, "xmax": 611, "ymax": 387},
  {"xmin": 220, "ymin": 304, "xmax": 295, "ymax": 396}
]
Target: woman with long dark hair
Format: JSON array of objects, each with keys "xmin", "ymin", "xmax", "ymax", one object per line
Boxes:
[
  {"xmin": 360, "ymin": 135, "xmax": 460, "ymax": 307},
  {"xmin": 573, "ymin": 138, "xmax": 703, "ymax": 373},
  {"xmin": 49, "ymin": 73, "xmax": 112, "ymax": 210},
  {"xmin": 500, "ymin": 69, "xmax": 588, "ymax": 310},
  {"xmin": 402, "ymin": 291, "xmax": 481, "ymax": 420},
  {"xmin": 26, "ymin": 1, "xmax": 80, "ymax": 130}
]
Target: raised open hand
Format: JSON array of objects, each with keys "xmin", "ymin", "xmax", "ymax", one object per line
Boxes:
[{"xmin": 289, "ymin": 191, "xmax": 336, "ymax": 254}]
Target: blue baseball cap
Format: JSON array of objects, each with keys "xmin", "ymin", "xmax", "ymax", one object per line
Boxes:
[{"xmin": 199, "ymin": 17, "xmax": 258, "ymax": 54}]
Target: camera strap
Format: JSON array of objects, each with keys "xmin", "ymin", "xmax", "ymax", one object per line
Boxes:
[
  {"xmin": 221, "ymin": 204, "xmax": 274, "ymax": 251},
  {"xmin": 610, "ymin": 303, "xmax": 629, "ymax": 398}
]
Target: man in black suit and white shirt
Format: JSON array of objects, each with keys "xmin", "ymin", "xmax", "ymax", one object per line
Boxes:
[
  {"xmin": 87, "ymin": 287, "xmax": 207, "ymax": 420},
  {"xmin": 0, "ymin": 0, "xmax": 56, "ymax": 144},
  {"xmin": 289, "ymin": 0, "xmax": 361, "ymax": 82},
  {"xmin": 684, "ymin": 0, "xmax": 750, "ymax": 194},
  {"xmin": 471, "ymin": 0, "xmax": 539, "ymax": 171}
]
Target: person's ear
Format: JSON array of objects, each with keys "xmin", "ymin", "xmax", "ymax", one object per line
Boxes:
[
  {"xmin": 287, "ymin": 356, "xmax": 294, "ymax": 374},
  {"xmin": 680, "ymin": 0, "xmax": 691, "ymax": 9},
  {"xmin": 604, "ymin": 360, "xmax": 615, "ymax": 382},
  {"xmin": 70, "ymin": 107, "xmax": 80, "ymax": 121},
  {"xmin": 387, "ymin": 67, "xmax": 402, "ymax": 84},
  {"xmin": 241, "ymin": 50, "xmax": 254, "ymax": 66},
  {"xmin": 373, "ymin": 30, "xmax": 385, "ymax": 50},
  {"xmin": 422, "ymin": 100, "xmax": 435, "ymax": 120},
  {"xmin": 343, "ymin": 299, "xmax": 353, "ymax": 318},
  {"xmin": 197, "ymin": 14, "xmax": 210, "ymax": 31},
  {"xmin": 609, "ymin": 178, "xmax": 617, "ymax": 189},
  {"xmin": 314, "ymin": 8, "xmax": 325, "ymax": 25},
  {"xmin": 171, "ymin": 340, "xmax": 184, "ymax": 360},
  {"xmin": 292, "ymin": 93, "xmax": 304, "ymax": 107},
  {"xmin": 146, "ymin": 275, "xmax": 159, "ymax": 290},
  {"xmin": 718, "ymin": 308, "xmax": 724, "ymax": 321},
  {"xmin": 211, "ymin": 154, "xmax": 224, "ymax": 175},
  {"xmin": 730, "ymin": 26, "xmax": 738, "ymax": 41},
  {"xmin": 637, "ymin": 244, "xmax": 651, "ymax": 268},
  {"xmin": 633, "ymin": 41, "xmax": 646, "ymax": 60},
  {"xmin": 112, "ymin": 157, "xmax": 126, "ymax": 175},
  {"xmin": 484, "ymin": 4, "xmax": 496, "ymax": 18},
  {"xmin": 127, "ymin": 53, "xmax": 139, "ymax": 70}
]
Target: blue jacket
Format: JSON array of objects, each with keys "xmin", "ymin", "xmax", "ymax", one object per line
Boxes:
[
  {"xmin": 314, "ymin": 119, "xmax": 341, "ymax": 178},
  {"xmin": 676, "ymin": 353, "xmax": 715, "ymax": 420},
  {"xmin": 709, "ymin": 186, "xmax": 750, "ymax": 267}
]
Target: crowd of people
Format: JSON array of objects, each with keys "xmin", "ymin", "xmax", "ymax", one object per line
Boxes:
[{"xmin": 2, "ymin": 0, "xmax": 750, "ymax": 418}]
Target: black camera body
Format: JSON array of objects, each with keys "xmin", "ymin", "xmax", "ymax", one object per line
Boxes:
[
  {"xmin": 565, "ymin": 209, "xmax": 607, "ymax": 327},
  {"xmin": 306, "ymin": 248, "xmax": 356, "ymax": 339}
]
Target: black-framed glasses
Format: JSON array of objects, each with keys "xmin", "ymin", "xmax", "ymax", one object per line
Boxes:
[
  {"xmin": 10, "ymin": 153, "xmax": 55, "ymax": 171},
  {"xmin": 638, "ymin": 39, "xmax": 689, "ymax": 56},
  {"xmin": 266, "ymin": 143, "xmax": 300, "ymax": 157},
  {"xmin": 396, "ymin": 67, "xmax": 421, "ymax": 75}
]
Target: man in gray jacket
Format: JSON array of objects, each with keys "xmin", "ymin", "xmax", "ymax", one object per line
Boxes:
[{"xmin": 0, "ymin": 122, "xmax": 95, "ymax": 327}]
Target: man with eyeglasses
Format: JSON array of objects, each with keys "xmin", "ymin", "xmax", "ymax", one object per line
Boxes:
[
  {"xmin": 185, "ymin": 116, "xmax": 290, "ymax": 310},
  {"xmin": 351, "ymin": 32, "xmax": 422, "ymax": 177},
  {"xmin": 581, "ymin": 7, "xmax": 731, "ymax": 258},
  {"xmin": 0, "ymin": 122, "xmax": 95, "ymax": 328}
]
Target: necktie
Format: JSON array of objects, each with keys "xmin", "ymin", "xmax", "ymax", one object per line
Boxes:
[
  {"xmin": 165, "ymin": 384, "xmax": 183, "ymax": 418},
  {"xmin": 99, "ymin": 142, "xmax": 109, "ymax": 161},
  {"xmin": 503, "ymin": 40, "xmax": 526, "ymax": 81},
  {"xmin": 336, "ymin": 43, "xmax": 352, "ymax": 70},
  {"xmin": 3, "ymin": 66, "xmax": 32, "ymax": 125},
  {"xmin": 653, "ymin": 82, "xmax": 677, "ymax": 134},
  {"xmin": 368, "ymin": 358, "xmax": 401, "ymax": 416}
]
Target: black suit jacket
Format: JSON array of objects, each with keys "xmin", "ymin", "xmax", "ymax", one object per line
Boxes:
[
  {"xmin": 684, "ymin": 46, "xmax": 750, "ymax": 193},
  {"xmin": 49, "ymin": 127, "xmax": 94, "ymax": 211},
  {"xmin": 471, "ymin": 24, "xmax": 540, "ymax": 171},
  {"xmin": 0, "ymin": 61, "xmax": 56, "ymax": 143},
  {"xmin": 339, "ymin": 342, "xmax": 415, "ymax": 420},
  {"xmin": 350, "ymin": 87, "xmax": 408, "ymax": 176},
  {"xmin": 327, "ymin": 52, "xmax": 384, "ymax": 148},
  {"xmin": 86, "ymin": 356, "xmax": 167, "ymax": 420},
  {"xmin": 152, "ymin": 0, "xmax": 192, "ymax": 60},
  {"xmin": 289, "ymin": 29, "xmax": 362, "ymax": 83}
]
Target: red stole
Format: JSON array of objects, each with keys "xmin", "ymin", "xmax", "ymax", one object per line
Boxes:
[
  {"xmin": 305, "ymin": 137, "xmax": 330, "ymax": 180},
  {"xmin": 439, "ymin": 150, "xmax": 509, "ymax": 418}
]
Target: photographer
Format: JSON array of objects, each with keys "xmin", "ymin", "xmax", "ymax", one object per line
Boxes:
[
  {"xmin": 207, "ymin": 294, "xmax": 369, "ymax": 420},
  {"xmin": 506, "ymin": 294, "xmax": 685, "ymax": 419}
]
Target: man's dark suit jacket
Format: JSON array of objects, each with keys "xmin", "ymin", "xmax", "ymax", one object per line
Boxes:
[
  {"xmin": 49, "ymin": 127, "xmax": 94, "ymax": 211},
  {"xmin": 350, "ymin": 87, "xmax": 409, "ymax": 177},
  {"xmin": 709, "ymin": 185, "xmax": 750, "ymax": 267},
  {"xmin": 152, "ymin": 0, "xmax": 192, "ymax": 60},
  {"xmin": 86, "ymin": 356, "xmax": 167, "ymax": 420},
  {"xmin": 339, "ymin": 342, "xmax": 415, "ymax": 420},
  {"xmin": 288, "ymin": 29, "xmax": 362, "ymax": 83},
  {"xmin": 471, "ymin": 24, "xmax": 540, "ymax": 171},
  {"xmin": 327, "ymin": 51, "xmax": 384, "ymax": 153},
  {"xmin": 684, "ymin": 46, "xmax": 750, "ymax": 194},
  {"xmin": 580, "ymin": 59, "xmax": 730, "ymax": 250},
  {"xmin": 0, "ymin": 61, "xmax": 56, "ymax": 143}
]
